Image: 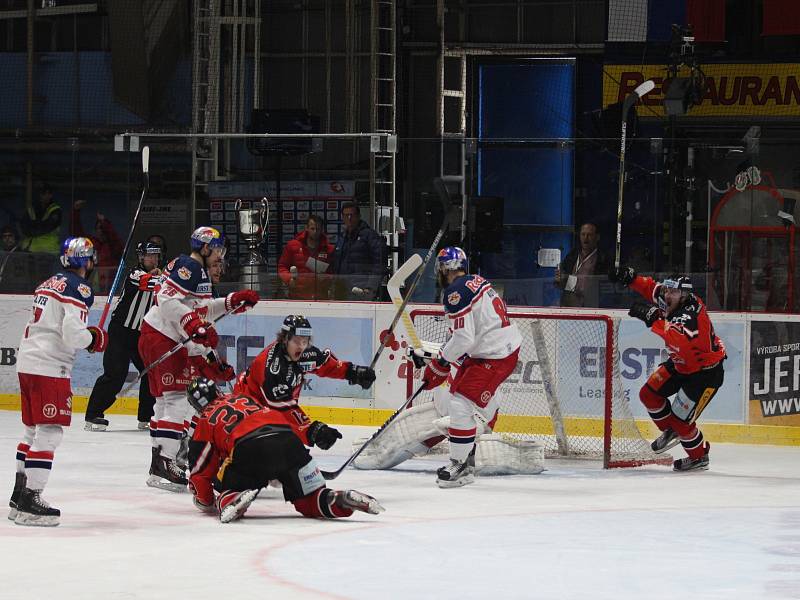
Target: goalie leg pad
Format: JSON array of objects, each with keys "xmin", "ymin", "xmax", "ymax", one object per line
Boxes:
[
  {"xmin": 352, "ymin": 403, "xmax": 443, "ymax": 470},
  {"xmin": 475, "ymin": 434, "xmax": 545, "ymax": 475}
]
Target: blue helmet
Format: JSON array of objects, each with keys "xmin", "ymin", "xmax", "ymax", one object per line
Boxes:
[
  {"xmin": 436, "ymin": 246, "xmax": 468, "ymax": 273},
  {"xmin": 190, "ymin": 226, "xmax": 225, "ymax": 256},
  {"xmin": 60, "ymin": 236, "xmax": 97, "ymax": 269}
]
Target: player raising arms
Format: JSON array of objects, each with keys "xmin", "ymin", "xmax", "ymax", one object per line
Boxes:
[
  {"xmin": 138, "ymin": 226, "xmax": 257, "ymax": 491},
  {"xmin": 419, "ymin": 247, "xmax": 521, "ymax": 488},
  {"xmin": 609, "ymin": 267, "xmax": 726, "ymax": 471},
  {"xmin": 187, "ymin": 378, "xmax": 384, "ymax": 522},
  {"xmin": 234, "ymin": 315, "xmax": 376, "ymax": 444},
  {"xmin": 8, "ymin": 237, "xmax": 108, "ymax": 526}
]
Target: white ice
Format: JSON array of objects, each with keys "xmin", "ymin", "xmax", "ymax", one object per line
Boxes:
[{"xmin": 1, "ymin": 410, "xmax": 799, "ymax": 600}]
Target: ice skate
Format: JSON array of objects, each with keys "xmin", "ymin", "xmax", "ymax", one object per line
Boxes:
[
  {"xmin": 175, "ymin": 432, "xmax": 189, "ymax": 470},
  {"xmin": 673, "ymin": 442, "xmax": 710, "ymax": 472},
  {"xmin": 436, "ymin": 458, "xmax": 475, "ymax": 488},
  {"xmin": 13, "ymin": 488, "xmax": 60, "ymax": 527},
  {"xmin": 8, "ymin": 472, "xmax": 26, "ymax": 521},
  {"xmin": 334, "ymin": 489, "xmax": 385, "ymax": 515},
  {"xmin": 651, "ymin": 428, "xmax": 679, "ymax": 454},
  {"xmin": 217, "ymin": 489, "xmax": 260, "ymax": 523},
  {"xmin": 147, "ymin": 447, "xmax": 188, "ymax": 492},
  {"xmin": 137, "ymin": 421, "xmax": 150, "ymax": 431},
  {"xmin": 84, "ymin": 417, "xmax": 109, "ymax": 432}
]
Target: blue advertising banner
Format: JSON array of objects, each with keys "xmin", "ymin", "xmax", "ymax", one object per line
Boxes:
[{"xmin": 73, "ymin": 311, "xmax": 374, "ymax": 400}]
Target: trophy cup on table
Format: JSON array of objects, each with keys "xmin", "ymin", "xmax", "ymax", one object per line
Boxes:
[{"xmin": 235, "ymin": 197, "xmax": 270, "ymax": 290}]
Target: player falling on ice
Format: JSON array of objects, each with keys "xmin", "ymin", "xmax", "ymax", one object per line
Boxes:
[
  {"xmin": 414, "ymin": 247, "xmax": 522, "ymax": 488},
  {"xmin": 8, "ymin": 237, "xmax": 108, "ymax": 526},
  {"xmin": 187, "ymin": 378, "xmax": 384, "ymax": 522},
  {"xmin": 138, "ymin": 226, "xmax": 258, "ymax": 492},
  {"xmin": 609, "ymin": 267, "xmax": 726, "ymax": 472},
  {"xmin": 233, "ymin": 315, "xmax": 376, "ymax": 445}
]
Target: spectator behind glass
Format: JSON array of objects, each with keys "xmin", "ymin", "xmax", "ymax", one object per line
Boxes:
[
  {"xmin": 1, "ymin": 225, "xmax": 19, "ymax": 252},
  {"xmin": 331, "ymin": 202, "xmax": 385, "ymax": 301},
  {"xmin": 278, "ymin": 215, "xmax": 335, "ymax": 300},
  {"xmin": 71, "ymin": 199, "xmax": 124, "ymax": 293},
  {"xmin": 554, "ymin": 222, "xmax": 610, "ymax": 308},
  {"xmin": 20, "ymin": 184, "xmax": 62, "ymax": 254}
]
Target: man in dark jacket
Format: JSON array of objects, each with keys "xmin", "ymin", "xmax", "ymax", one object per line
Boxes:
[
  {"xmin": 332, "ymin": 202, "xmax": 385, "ymax": 300},
  {"xmin": 554, "ymin": 222, "xmax": 610, "ymax": 308}
]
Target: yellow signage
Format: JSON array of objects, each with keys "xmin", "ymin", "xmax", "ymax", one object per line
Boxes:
[{"xmin": 603, "ymin": 63, "xmax": 800, "ymax": 117}]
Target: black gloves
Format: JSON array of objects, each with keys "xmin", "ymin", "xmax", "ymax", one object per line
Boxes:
[
  {"xmin": 307, "ymin": 421, "xmax": 342, "ymax": 450},
  {"xmin": 346, "ymin": 364, "xmax": 376, "ymax": 390},
  {"xmin": 628, "ymin": 302, "xmax": 663, "ymax": 327},
  {"xmin": 609, "ymin": 266, "xmax": 636, "ymax": 287}
]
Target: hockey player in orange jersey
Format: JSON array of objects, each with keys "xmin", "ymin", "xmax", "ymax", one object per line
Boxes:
[{"xmin": 609, "ymin": 267, "xmax": 726, "ymax": 472}]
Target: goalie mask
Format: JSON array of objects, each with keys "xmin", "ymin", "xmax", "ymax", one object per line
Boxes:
[
  {"xmin": 187, "ymin": 377, "xmax": 220, "ymax": 413},
  {"xmin": 60, "ymin": 237, "xmax": 97, "ymax": 271},
  {"xmin": 657, "ymin": 275, "xmax": 692, "ymax": 313},
  {"xmin": 436, "ymin": 246, "xmax": 467, "ymax": 287}
]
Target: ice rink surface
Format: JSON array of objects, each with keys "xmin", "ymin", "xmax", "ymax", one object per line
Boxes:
[{"xmin": 1, "ymin": 410, "xmax": 799, "ymax": 600}]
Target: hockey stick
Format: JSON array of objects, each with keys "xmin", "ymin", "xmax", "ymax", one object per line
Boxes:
[
  {"xmin": 386, "ymin": 253, "xmax": 424, "ymax": 350},
  {"xmin": 0, "ymin": 244, "xmax": 18, "ymax": 286},
  {"xmin": 615, "ymin": 80, "xmax": 655, "ymax": 270},
  {"xmin": 369, "ymin": 178, "xmax": 454, "ymax": 370},
  {"xmin": 321, "ymin": 384, "xmax": 428, "ymax": 480},
  {"xmin": 118, "ymin": 302, "xmax": 242, "ymax": 398},
  {"xmin": 98, "ymin": 146, "xmax": 150, "ymax": 328}
]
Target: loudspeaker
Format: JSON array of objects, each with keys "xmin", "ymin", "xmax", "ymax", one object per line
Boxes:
[
  {"xmin": 247, "ymin": 109, "xmax": 320, "ymax": 156},
  {"xmin": 469, "ymin": 196, "xmax": 503, "ymax": 253}
]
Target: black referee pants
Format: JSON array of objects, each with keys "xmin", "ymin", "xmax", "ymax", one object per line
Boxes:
[{"xmin": 86, "ymin": 320, "xmax": 155, "ymax": 422}]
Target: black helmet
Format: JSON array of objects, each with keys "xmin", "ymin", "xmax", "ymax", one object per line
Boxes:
[
  {"xmin": 658, "ymin": 275, "xmax": 693, "ymax": 312},
  {"xmin": 281, "ymin": 315, "xmax": 313, "ymax": 339},
  {"xmin": 136, "ymin": 241, "xmax": 163, "ymax": 261},
  {"xmin": 186, "ymin": 377, "xmax": 219, "ymax": 413}
]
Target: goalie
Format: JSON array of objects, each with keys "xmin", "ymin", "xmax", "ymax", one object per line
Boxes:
[{"xmin": 355, "ymin": 247, "xmax": 542, "ymax": 488}]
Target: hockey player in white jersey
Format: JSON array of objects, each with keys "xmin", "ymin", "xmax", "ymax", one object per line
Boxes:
[
  {"xmin": 8, "ymin": 237, "xmax": 108, "ymax": 526},
  {"xmin": 138, "ymin": 226, "xmax": 258, "ymax": 491}
]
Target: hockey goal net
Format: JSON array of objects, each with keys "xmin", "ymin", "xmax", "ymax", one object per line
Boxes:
[{"xmin": 407, "ymin": 309, "xmax": 671, "ymax": 469}]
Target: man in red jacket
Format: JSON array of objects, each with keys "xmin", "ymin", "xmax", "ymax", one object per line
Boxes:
[
  {"xmin": 278, "ymin": 215, "xmax": 334, "ymax": 300},
  {"xmin": 610, "ymin": 267, "xmax": 726, "ymax": 472}
]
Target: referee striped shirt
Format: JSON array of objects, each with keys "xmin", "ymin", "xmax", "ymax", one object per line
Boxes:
[{"xmin": 111, "ymin": 269, "xmax": 160, "ymax": 330}]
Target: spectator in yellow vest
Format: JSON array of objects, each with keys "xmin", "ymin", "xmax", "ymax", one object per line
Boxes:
[{"xmin": 20, "ymin": 184, "xmax": 62, "ymax": 254}]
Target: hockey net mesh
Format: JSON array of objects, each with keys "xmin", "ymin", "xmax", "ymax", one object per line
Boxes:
[{"xmin": 409, "ymin": 311, "xmax": 669, "ymax": 468}]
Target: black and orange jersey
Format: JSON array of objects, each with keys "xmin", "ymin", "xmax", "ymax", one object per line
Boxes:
[
  {"xmin": 188, "ymin": 392, "xmax": 314, "ymax": 505},
  {"xmin": 630, "ymin": 275, "xmax": 726, "ymax": 375},
  {"xmin": 233, "ymin": 340, "xmax": 350, "ymax": 411}
]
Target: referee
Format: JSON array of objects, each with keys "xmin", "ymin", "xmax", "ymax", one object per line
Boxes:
[{"xmin": 85, "ymin": 240, "xmax": 163, "ymax": 431}]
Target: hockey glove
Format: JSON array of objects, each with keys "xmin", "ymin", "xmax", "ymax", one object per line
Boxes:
[
  {"xmin": 202, "ymin": 355, "xmax": 236, "ymax": 382},
  {"xmin": 307, "ymin": 421, "xmax": 342, "ymax": 450},
  {"xmin": 422, "ymin": 357, "xmax": 450, "ymax": 390},
  {"xmin": 181, "ymin": 312, "xmax": 219, "ymax": 348},
  {"xmin": 346, "ymin": 364, "xmax": 376, "ymax": 390},
  {"xmin": 225, "ymin": 289, "xmax": 260, "ymax": 314},
  {"xmin": 86, "ymin": 326, "xmax": 108, "ymax": 353},
  {"xmin": 628, "ymin": 302, "xmax": 663, "ymax": 328},
  {"xmin": 609, "ymin": 266, "xmax": 636, "ymax": 287}
]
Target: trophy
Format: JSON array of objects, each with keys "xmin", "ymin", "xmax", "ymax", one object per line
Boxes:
[{"xmin": 235, "ymin": 197, "xmax": 270, "ymax": 289}]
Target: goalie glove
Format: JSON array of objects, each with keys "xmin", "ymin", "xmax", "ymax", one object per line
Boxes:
[
  {"xmin": 408, "ymin": 340, "xmax": 444, "ymax": 369},
  {"xmin": 346, "ymin": 364, "xmax": 376, "ymax": 390},
  {"xmin": 422, "ymin": 357, "xmax": 450, "ymax": 390},
  {"xmin": 628, "ymin": 302, "xmax": 663, "ymax": 328}
]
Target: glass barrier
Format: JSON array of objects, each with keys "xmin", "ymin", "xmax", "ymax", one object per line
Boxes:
[{"xmin": 0, "ymin": 133, "xmax": 799, "ymax": 315}]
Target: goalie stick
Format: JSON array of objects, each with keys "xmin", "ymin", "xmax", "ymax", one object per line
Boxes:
[
  {"xmin": 117, "ymin": 302, "xmax": 243, "ymax": 398},
  {"xmin": 615, "ymin": 80, "xmax": 655, "ymax": 270},
  {"xmin": 322, "ymin": 384, "xmax": 428, "ymax": 480},
  {"xmin": 98, "ymin": 146, "xmax": 151, "ymax": 328},
  {"xmin": 368, "ymin": 177, "xmax": 455, "ymax": 370}
]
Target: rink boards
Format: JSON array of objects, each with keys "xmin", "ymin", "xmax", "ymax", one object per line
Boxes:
[{"xmin": 0, "ymin": 295, "xmax": 798, "ymax": 445}]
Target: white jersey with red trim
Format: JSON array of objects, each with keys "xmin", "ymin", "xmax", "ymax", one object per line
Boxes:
[
  {"xmin": 142, "ymin": 254, "xmax": 227, "ymax": 343},
  {"xmin": 440, "ymin": 274, "xmax": 521, "ymax": 363},
  {"xmin": 17, "ymin": 270, "xmax": 95, "ymax": 378}
]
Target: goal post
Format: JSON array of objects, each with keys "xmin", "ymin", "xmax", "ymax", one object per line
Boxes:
[{"xmin": 406, "ymin": 309, "xmax": 672, "ymax": 469}]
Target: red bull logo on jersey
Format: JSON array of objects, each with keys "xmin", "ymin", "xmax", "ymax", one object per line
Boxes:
[
  {"xmin": 447, "ymin": 292, "xmax": 461, "ymax": 305},
  {"xmin": 77, "ymin": 284, "xmax": 91, "ymax": 298},
  {"xmin": 177, "ymin": 267, "xmax": 192, "ymax": 281}
]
